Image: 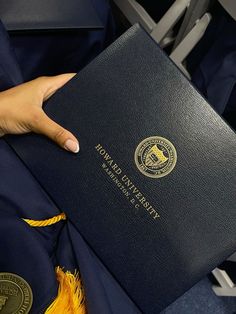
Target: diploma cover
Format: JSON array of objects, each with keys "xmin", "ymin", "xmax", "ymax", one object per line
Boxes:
[{"xmin": 6, "ymin": 24, "xmax": 236, "ymax": 313}]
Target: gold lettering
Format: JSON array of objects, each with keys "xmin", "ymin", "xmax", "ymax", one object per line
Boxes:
[
  {"xmin": 110, "ymin": 173, "xmax": 115, "ymax": 179},
  {"xmin": 102, "ymin": 163, "xmax": 107, "ymax": 169},
  {"xmin": 135, "ymin": 192, "xmax": 142, "ymax": 200},
  {"xmin": 97, "ymin": 145, "xmax": 160, "ymax": 219},
  {"xmin": 121, "ymin": 175, "xmax": 132, "ymax": 187},
  {"xmin": 143, "ymin": 201, "xmax": 149, "ymax": 208},
  {"xmin": 130, "ymin": 198, "xmax": 135, "ymax": 204},
  {"xmin": 139, "ymin": 197, "xmax": 146, "ymax": 205},
  {"xmin": 104, "ymin": 153, "xmax": 111, "ymax": 161},
  {"xmin": 149, "ymin": 208, "xmax": 156, "ymax": 214},
  {"xmin": 107, "ymin": 159, "xmax": 113, "ymax": 166},
  {"xmin": 146, "ymin": 205, "xmax": 153, "ymax": 211},
  {"xmin": 112, "ymin": 164, "xmax": 118, "ymax": 171},
  {"xmin": 112, "ymin": 163, "xmax": 122, "ymax": 175},
  {"xmin": 153, "ymin": 213, "xmax": 160, "ymax": 219},
  {"xmin": 130, "ymin": 186, "xmax": 139, "ymax": 194},
  {"xmin": 95, "ymin": 143, "xmax": 103, "ymax": 151},
  {"xmin": 121, "ymin": 175, "xmax": 127, "ymax": 182},
  {"xmin": 99, "ymin": 149, "xmax": 106, "ymax": 155}
]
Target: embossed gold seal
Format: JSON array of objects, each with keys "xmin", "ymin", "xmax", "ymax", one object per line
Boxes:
[
  {"xmin": 134, "ymin": 136, "xmax": 177, "ymax": 178},
  {"xmin": 0, "ymin": 273, "xmax": 33, "ymax": 314}
]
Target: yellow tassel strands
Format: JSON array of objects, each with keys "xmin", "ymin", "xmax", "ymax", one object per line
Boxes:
[
  {"xmin": 23, "ymin": 213, "xmax": 86, "ymax": 313},
  {"xmin": 45, "ymin": 267, "xmax": 86, "ymax": 314}
]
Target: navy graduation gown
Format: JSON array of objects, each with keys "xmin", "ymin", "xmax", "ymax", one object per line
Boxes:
[
  {"xmin": 0, "ymin": 140, "xmax": 140, "ymax": 314},
  {"xmin": 0, "ymin": 20, "xmax": 23, "ymax": 91},
  {"xmin": 0, "ymin": 9, "xmax": 140, "ymax": 314},
  {"xmin": 192, "ymin": 8, "xmax": 236, "ymax": 129},
  {"xmin": 9, "ymin": 0, "xmax": 116, "ymax": 81}
]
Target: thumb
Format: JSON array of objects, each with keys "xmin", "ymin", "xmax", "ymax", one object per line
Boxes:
[{"xmin": 31, "ymin": 110, "xmax": 79, "ymax": 153}]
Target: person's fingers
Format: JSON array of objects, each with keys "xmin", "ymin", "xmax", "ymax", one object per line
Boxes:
[
  {"xmin": 30, "ymin": 110, "xmax": 79, "ymax": 153},
  {"xmin": 0, "ymin": 74, "xmax": 79, "ymax": 151},
  {"xmin": 40, "ymin": 73, "xmax": 77, "ymax": 101}
]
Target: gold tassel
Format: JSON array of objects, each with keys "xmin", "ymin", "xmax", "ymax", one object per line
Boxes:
[{"xmin": 45, "ymin": 267, "xmax": 86, "ymax": 314}]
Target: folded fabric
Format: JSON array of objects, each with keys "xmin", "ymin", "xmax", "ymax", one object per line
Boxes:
[
  {"xmin": 8, "ymin": 0, "xmax": 116, "ymax": 81},
  {"xmin": 192, "ymin": 10, "xmax": 236, "ymax": 126},
  {"xmin": 0, "ymin": 136, "xmax": 140, "ymax": 313},
  {"xmin": 0, "ymin": 20, "xmax": 23, "ymax": 91}
]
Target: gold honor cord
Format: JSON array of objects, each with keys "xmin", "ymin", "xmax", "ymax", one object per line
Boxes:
[
  {"xmin": 22, "ymin": 213, "xmax": 86, "ymax": 314},
  {"xmin": 23, "ymin": 212, "xmax": 67, "ymax": 227}
]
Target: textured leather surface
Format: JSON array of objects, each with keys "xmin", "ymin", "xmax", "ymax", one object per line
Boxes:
[
  {"xmin": 6, "ymin": 24, "xmax": 236, "ymax": 313},
  {"xmin": 0, "ymin": 0, "xmax": 103, "ymax": 31}
]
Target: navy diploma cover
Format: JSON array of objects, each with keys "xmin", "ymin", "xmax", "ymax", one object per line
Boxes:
[{"xmin": 6, "ymin": 25, "xmax": 236, "ymax": 313}]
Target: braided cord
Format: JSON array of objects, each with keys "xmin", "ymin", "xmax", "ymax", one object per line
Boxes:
[{"xmin": 23, "ymin": 212, "xmax": 66, "ymax": 227}]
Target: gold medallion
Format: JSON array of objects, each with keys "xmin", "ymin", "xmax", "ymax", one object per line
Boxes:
[
  {"xmin": 0, "ymin": 273, "xmax": 33, "ymax": 314},
  {"xmin": 134, "ymin": 136, "xmax": 177, "ymax": 178}
]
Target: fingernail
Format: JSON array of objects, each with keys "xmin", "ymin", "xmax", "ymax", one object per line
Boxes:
[{"xmin": 64, "ymin": 139, "xmax": 80, "ymax": 153}]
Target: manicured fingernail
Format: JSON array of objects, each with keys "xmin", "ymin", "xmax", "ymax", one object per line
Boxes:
[{"xmin": 64, "ymin": 139, "xmax": 80, "ymax": 153}]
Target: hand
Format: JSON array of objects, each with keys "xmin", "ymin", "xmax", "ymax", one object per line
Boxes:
[{"xmin": 0, "ymin": 74, "xmax": 79, "ymax": 153}]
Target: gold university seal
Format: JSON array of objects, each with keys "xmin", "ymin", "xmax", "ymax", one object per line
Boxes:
[
  {"xmin": 134, "ymin": 136, "xmax": 177, "ymax": 178},
  {"xmin": 0, "ymin": 273, "xmax": 33, "ymax": 314}
]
